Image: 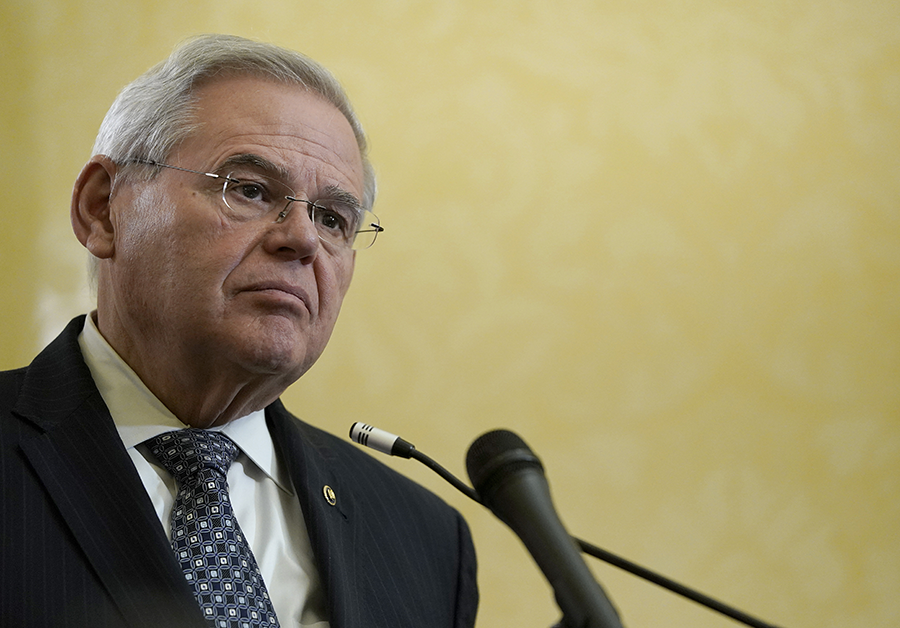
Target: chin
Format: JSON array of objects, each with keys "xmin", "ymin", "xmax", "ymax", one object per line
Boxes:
[
  {"xmin": 238, "ymin": 344, "xmax": 303, "ymax": 376},
  {"xmin": 219, "ymin": 314, "xmax": 329, "ymax": 378},
  {"xmin": 235, "ymin": 333, "xmax": 319, "ymax": 379}
]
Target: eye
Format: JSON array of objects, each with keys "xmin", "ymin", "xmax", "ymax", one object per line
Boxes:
[
  {"xmin": 236, "ymin": 182, "xmax": 266, "ymax": 202},
  {"xmin": 226, "ymin": 179, "xmax": 272, "ymax": 204},
  {"xmin": 220, "ymin": 172, "xmax": 292, "ymax": 220},
  {"xmin": 313, "ymin": 201, "xmax": 359, "ymax": 243},
  {"xmin": 317, "ymin": 209, "xmax": 346, "ymax": 231}
]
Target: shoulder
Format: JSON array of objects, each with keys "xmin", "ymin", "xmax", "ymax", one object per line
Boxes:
[
  {"xmin": 0, "ymin": 315, "xmax": 96, "ymax": 431},
  {"xmin": 0, "ymin": 366, "xmax": 26, "ymax": 401},
  {"xmin": 0, "ymin": 366, "xmax": 28, "ymax": 430}
]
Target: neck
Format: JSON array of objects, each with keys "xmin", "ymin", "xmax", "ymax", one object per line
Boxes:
[{"xmin": 91, "ymin": 311, "xmax": 291, "ymax": 428}]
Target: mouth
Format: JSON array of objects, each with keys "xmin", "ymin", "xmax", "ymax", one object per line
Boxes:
[{"xmin": 241, "ymin": 281, "xmax": 312, "ymax": 314}]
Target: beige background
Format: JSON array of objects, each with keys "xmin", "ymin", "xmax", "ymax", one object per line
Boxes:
[{"xmin": 2, "ymin": 2, "xmax": 898, "ymax": 627}]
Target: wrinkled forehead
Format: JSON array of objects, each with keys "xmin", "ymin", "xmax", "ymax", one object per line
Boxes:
[{"xmin": 175, "ymin": 75, "xmax": 365, "ymax": 196}]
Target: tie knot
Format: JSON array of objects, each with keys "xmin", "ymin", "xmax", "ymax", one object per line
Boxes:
[{"xmin": 147, "ymin": 429, "xmax": 239, "ymax": 482}]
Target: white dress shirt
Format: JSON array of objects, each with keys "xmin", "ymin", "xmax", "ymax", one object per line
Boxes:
[{"xmin": 77, "ymin": 313, "xmax": 329, "ymax": 627}]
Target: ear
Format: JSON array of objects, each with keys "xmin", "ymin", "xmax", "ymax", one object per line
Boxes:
[{"xmin": 71, "ymin": 155, "xmax": 120, "ymax": 259}]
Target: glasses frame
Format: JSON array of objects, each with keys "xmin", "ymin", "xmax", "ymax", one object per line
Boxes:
[{"xmin": 127, "ymin": 159, "xmax": 383, "ymax": 250}]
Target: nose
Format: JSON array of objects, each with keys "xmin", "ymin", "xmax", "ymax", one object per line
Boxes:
[{"xmin": 262, "ymin": 201, "xmax": 320, "ymax": 261}]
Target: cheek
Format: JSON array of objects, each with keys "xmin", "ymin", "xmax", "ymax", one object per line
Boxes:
[
  {"xmin": 116, "ymin": 186, "xmax": 181, "ymax": 258},
  {"xmin": 116, "ymin": 189, "xmax": 242, "ymax": 300},
  {"xmin": 318, "ymin": 254, "xmax": 355, "ymax": 311}
]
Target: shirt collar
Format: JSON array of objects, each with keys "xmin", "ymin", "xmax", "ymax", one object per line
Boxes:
[{"xmin": 78, "ymin": 312, "xmax": 293, "ymax": 494}]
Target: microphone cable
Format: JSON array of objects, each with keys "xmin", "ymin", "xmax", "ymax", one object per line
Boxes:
[{"xmin": 349, "ymin": 422, "xmax": 786, "ymax": 628}]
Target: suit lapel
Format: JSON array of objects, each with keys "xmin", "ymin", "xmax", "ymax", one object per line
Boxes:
[
  {"xmin": 267, "ymin": 403, "xmax": 360, "ymax": 628},
  {"xmin": 13, "ymin": 317, "xmax": 205, "ymax": 628}
]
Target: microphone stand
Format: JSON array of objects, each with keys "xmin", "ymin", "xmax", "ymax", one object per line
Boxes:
[
  {"xmin": 575, "ymin": 539, "xmax": 782, "ymax": 628},
  {"xmin": 411, "ymin": 446, "xmax": 784, "ymax": 628},
  {"xmin": 349, "ymin": 424, "xmax": 786, "ymax": 628}
]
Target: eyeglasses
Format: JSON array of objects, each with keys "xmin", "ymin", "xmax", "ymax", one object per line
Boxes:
[{"xmin": 129, "ymin": 159, "xmax": 383, "ymax": 250}]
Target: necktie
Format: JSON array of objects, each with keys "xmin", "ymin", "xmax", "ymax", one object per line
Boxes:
[{"xmin": 147, "ymin": 429, "xmax": 281, "ymax": 628}]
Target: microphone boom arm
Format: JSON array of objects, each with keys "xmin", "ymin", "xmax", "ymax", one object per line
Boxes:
[
  {"xmin": 416, "ymin": 439, "xmax": 782, "ymax": 628},
  {"xmin": 349, "ymin": 423, "xmax": 787, "ymax": 628},
  {"xmin": 574, "ymin": 538, "xmax": 783, "ymax": 628}
]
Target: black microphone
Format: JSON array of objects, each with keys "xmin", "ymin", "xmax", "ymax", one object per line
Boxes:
[
  {"xmin": 350, "ymin": 423, "xmax": 785, "ymax": 628},
  {"xmin": 466, "ymin": 429, "xmax": 624, "ymax": 628}
]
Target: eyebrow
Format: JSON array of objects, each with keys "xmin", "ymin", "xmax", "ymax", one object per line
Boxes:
[
  {"xmin": 318, "ymin": 185, "xmax": 362, "ymax": 210},
  {"xmin": 216, "ymin": 153, "xmax": 292, "ymax": 182}
]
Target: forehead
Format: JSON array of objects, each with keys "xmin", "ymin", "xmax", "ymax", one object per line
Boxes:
[{"xmin": 171, "ymin": 75, "xmax": 364, "ymax": 196}]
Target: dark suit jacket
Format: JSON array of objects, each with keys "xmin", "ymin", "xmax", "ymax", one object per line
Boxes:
[{"xmin": 0, "ymin": 316, "xmax": 478, "ymax": 628}]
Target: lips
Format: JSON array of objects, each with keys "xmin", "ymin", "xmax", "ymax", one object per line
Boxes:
[{"xmin": 241, "ymin": 281, "xmax": 312, "ymax": 313}]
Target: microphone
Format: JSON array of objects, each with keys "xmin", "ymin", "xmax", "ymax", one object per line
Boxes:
[
  {"xmin": 349, "ymin": 423, "xmax": 786, "ymax": 628},
  {"xmin": 466, "ymin": 429, "xmax": 624, "ymax": 628},
  {"xmin": 350, "ymin": 422, "xmax": 479, "ymax": 500},
  {"xmin": 349, "ymin": 422, "xmax": 415, "ymax": 458}
]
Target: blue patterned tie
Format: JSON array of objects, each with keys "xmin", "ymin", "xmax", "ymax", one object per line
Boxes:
[{"xmin": 147, "ymin": 429, "xmax": 281, "ymax": 628}]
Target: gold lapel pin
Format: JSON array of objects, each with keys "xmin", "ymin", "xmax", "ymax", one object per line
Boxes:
[{"xmin": 323, "ymin": 485, "xmax": 337, "ymax": 506}]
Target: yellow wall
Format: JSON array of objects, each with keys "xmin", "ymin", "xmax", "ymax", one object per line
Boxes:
[{"xmin": 3, "ymin": 2, "xmax": 898, "ymax": 627}]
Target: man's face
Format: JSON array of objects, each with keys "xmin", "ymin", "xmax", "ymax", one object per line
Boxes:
[{"xmin": 101, "ymin": 75, "xmax": 364, "ymax": 386}]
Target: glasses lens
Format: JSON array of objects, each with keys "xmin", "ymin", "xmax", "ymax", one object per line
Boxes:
[
  {"xmin": 221, "ymin": 172, "xmax": 294, "ymax": 221},
  {"xmin": 312, "ymin": 203, "xmax": 382, "ymax": 250},
  {"xmin": 352, "ymin": 210, "xmax": 382, "ymax": 250},
  {"xmin": 221, "ymin": 171, "xmax": 381, "ymax": 250}
]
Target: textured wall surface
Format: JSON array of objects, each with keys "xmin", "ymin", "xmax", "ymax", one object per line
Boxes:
[{"xmin": 2, "ymin": 2, "xmax": 898, "ymax": 627}]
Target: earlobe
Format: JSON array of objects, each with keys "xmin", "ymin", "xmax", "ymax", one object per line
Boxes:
[{"xmin": 71, "ymin": 155, "xmax": 119, "ymax": 259}]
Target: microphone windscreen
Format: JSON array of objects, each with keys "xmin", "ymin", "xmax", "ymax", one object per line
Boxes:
[{"xmin": 465, "ymin": 429, "xmax": 544, "ymax": 500}]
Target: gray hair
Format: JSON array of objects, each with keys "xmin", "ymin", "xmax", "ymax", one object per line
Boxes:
[{"xmin": 93, "ymin": 33, "xmax": 376, "ymax": 210}]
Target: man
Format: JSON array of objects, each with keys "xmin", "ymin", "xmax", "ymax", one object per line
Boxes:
[{"xmin": 0, "ymin": 34, "xmax": 478, "ymax": 628}]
